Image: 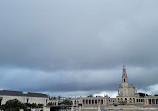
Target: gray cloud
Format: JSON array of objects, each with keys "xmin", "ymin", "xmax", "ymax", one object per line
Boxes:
[{"xmin": 0, "ymin": 0, "xmax": 158, "ymax": 96}]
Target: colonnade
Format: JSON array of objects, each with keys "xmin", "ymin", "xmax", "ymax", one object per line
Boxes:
[
  {"xmin": 136, "ymin": 98, "xmax": 144, "ymax": 103},
  {"xmin": 148, "ymin": 99, "xmax": 158, "ymax": 104},
  {"xmin": 82, "ymin": 99, "xmax": 104, "ymax": 105}
]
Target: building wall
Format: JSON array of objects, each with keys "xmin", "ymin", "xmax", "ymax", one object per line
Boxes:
[
  {"xmin": 108, "ymin": 98, "xmax": 116, "ymax": 105},
  {"xmin": 0, "ymin": 95, "xmax": 48, "ymax": 106},
  {"xmin": 143, "ymin": 97, "xmax": 158, "ymax": 105},
  {"xmin": 118, "ymin": 84, "xmax": 137, "ymax": 97}
]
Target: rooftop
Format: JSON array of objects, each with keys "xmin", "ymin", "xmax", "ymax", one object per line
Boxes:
[{"xmin": 0, "ymin": 90, "xmax": 48, "ymax": 98}]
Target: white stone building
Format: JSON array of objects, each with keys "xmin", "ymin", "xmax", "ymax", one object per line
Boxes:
[{"xmin": 0, "ymin": 90, "xmax": 49, "ymax": 106}]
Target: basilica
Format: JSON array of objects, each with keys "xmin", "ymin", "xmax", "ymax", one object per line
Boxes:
[{"xmin": 76, "ymin": 65, "xmax": 158, "ymax": 107}]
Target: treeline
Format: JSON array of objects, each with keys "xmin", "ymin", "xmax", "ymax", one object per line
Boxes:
[
  {"xmin": 0, "ymin": 99, "xmax": 43, "ymax": 111},
  {"xmin": 47, "ymin": 99, "xmax": 72, "ymax": 106}
]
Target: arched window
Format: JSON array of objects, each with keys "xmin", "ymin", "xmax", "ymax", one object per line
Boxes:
[
  {"xmin": 89, "ymin": 100, "xmax": 91, "ymax": 104},
  {"xmin": 92, "ymin": 100, "xmax": 94, "ymax": 104},
  {"xmin": 95, "ymin": 100, "xmax": 97, "ymax": 104},
  {"xmin": 83, "ymin": 100, "xmax": 85, "ymax": 104},
  {"xmin": 124, "ymin": 79, "xmax": 125, "ymax": 82},
  {"xmin": 86, "ymin": 100, "xmax": 88, "ymax": 104},
  {"xmin": 101, "ymin": 99, "xmax": 103, "ymax": 104}
]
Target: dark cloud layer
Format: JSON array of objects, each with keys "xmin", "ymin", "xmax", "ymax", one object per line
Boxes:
[{"xmin": 0, "ymin": 0, "xmax": 158, "ymax": 96}]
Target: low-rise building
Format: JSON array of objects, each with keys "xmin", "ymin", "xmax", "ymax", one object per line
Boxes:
[{"xmin": 0, "ymin": 90, "xmax": 49, "ymax": 106}]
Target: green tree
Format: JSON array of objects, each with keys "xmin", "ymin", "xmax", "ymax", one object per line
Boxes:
[
  {"xmin": 47, "ymin": 102, "xmax": 53, "ymax": 105},
  {"xmin": 60, "ymin": 99, "xmax": 72, "ymax": 105},
  {"xmin": 25, "ymin": 103, "xmax": 32, "ymax": 109},
  {"xmin": 3, "ymin": 99, "xmax": 27, "ymax": 111},
  {"xmin": 0, "ymin": 104, "xmax": 5, "ymax": 110},
  {"xmin": 31, "ymin": 103, "xmax": 38, "ymax": 108},
  {"xmin": 50, "ymin": 97, "xmax": 56, "ymax": 100},
  {"xmin": 87, "ymin": 94, "xmax": 93, "ymax": 97},
  {"xmin": 38, "ymin": 104, "xmax": 43, "ymax": 108},
  {"xmin": 58, "ymin": 96, "xmax": 61, "ymax": 100}
]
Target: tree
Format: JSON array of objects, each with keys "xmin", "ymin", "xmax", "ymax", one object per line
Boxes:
[
  {"xmin": 50, "ymin": 97, "xmax": 56, "ymax": 100},
  {"xmin": 0, "ymin": 99, "xmax": 44, "ymax": 111},
  {"xmin": 138, "ymin": 93, "xmax": 148, "ymax": 97},
  {"xmin": 38, "ymin": 104, "xmax": 43, "ymax": 108},
  {"xmin": 3, "ymin": 99, "xmax": 27, "ymax": 111},
  {"xmin": 31, "ymin": 103, "xmax": 38, "ymax": 108},
  {"xmin": 58, "ymin": 96, "xmax": 61, "ymax": 100},
  {"xmin": 0, "ymin": 104, "xmax": 5, "ymax": 110},
  {"xmin": 47, "ymin": 102, "xmax": 53, "ymax": 105},
  {"xmin": 59, "ymin": 99, "xmax": 72, "ymax": 105},
  {"xmin": 25, "ymin": 103, "xmax": 43, "ymax": 109},
  {"xmin": 87, "ymin": 94, "xmax": 93, "ymax": 97},
  {"xmin": 25, "ymin": 103, "xmax": 32, "ymax": 109}
]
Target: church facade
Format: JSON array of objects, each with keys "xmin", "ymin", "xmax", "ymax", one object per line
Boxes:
[{"xmin": 117, "ymin": 64, "xmax": 138, "ymax": 104}]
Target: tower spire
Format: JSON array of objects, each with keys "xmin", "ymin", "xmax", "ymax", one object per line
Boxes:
[
  {"xmin": 123, "ymin": 64, "xmax": 126, "ymax": 74},
  {"xmin": 122, "ymin": 64, "xmax": 128, "ymax": 87}
]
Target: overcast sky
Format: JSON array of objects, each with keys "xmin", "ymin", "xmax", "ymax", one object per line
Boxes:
[{"xmin": 0, "ymin": 0, "xmax": 158, "ymax": 97}]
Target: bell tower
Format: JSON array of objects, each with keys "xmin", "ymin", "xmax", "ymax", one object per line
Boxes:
[
  {"xmin": 117, "ymin": 65, "xmax": 137, "ymax": 101},
  {"xmin": 122, "ymin": 64, "xmax": 128, "ymax": 87}
]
